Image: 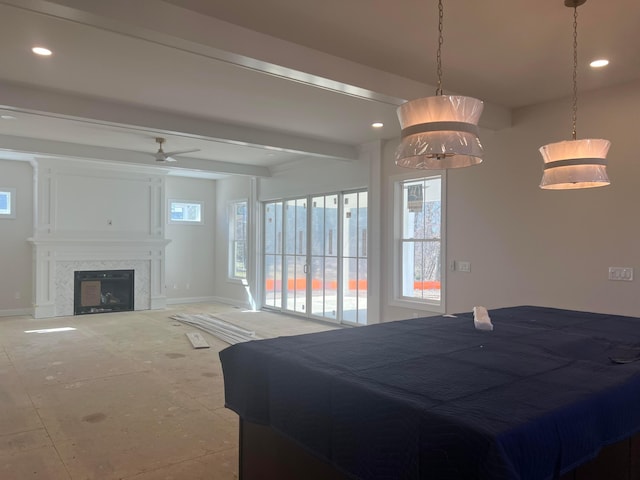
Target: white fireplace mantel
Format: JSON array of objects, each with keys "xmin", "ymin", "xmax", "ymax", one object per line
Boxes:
[
  {"xmin": 27, "ymin": 237, "xmax": 171, "ymax": 248},
  {"xmin": 29, "ymin": 159, "xmax": 171, "ymax": 319},
  {"xmin": 28, "ymin": 237, "xmax": 171, "ymax": 319}
]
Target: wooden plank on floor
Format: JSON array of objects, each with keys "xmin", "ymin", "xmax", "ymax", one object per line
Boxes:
[{"xmin": 186, "ymin": 332, "xmax": 210, "ymax": 349}]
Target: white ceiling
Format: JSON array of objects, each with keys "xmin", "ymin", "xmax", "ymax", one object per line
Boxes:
[{"xmin": 0, "ymin": 0, "xmax": 638, "ymax": 178}]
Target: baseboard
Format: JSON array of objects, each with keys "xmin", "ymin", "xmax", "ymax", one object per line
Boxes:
[
  {"xmin": 165, "ymin": 296, "xmax": 219, "ymax": 306},
  {"xmin": 165, "ymin": 296, "xmax": 251, "ymax": 310},
  {"xmin": 0, "ymin": 307, "xmax": 34, "ymax": 318},
  {"xmin": 33, "ymin": 303, "xmax": 57, "ymax": 319},
  {"xmin": 210, "ymin": 296, "xmax": 251, "ymax": 310},
  {"xmin": 149, "ymin": 295, "xmax": 167, "ymax": 310}
]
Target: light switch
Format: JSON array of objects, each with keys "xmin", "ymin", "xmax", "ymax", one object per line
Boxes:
[{"xmin": 457, "ymin": 261, "xmax": 471, "ymax": 273}]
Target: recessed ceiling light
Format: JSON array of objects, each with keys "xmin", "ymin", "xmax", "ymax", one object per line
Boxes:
[
  {"xmin": 371, "ymin": 122, "xmax": 384, "ymax": 128},
  {"xmin": 32, "ymin": 46, "xmax": 52, "ymax": 56},
  {"xmin": 590, "ymin": 59, "xmax": 609, "ymax": 68},
  {"xmin": 0, "ymin": 115, "xmax": 16, "ymax": 120}
]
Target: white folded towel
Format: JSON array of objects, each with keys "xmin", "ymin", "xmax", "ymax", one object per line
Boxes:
[{"xmin": 473, "ymin": 306, "xmax": 493, "ymax": 331}]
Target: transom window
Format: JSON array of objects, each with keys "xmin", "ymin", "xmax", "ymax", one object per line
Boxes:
[
  {"xmin": 168, "ymin": 200, "xmax": 203, "ymax": 224},
  {"xmin": 0, "ymin": 188, "xmax": 16, "ymax": 219}
]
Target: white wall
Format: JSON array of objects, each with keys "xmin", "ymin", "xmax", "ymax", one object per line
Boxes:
[
  {"xmin": 0, "ymin": 160, "xmax": 34, "ymax": 315},
  {"xmin": 445, "ymin": 79, "xmax": 640, "ymax": 317},
  {"xmin": 0, "ymin": 160, "xmax": 218, "ymax": 316},
  {"xmin": 211, "ymin": 81, "xmax": 640, "ymax": 320},
  {"xmin": 255, "ymin": 155, "xmax": 371, "ymax": 314},
  {"xmin": 258, "ymin": 156, "xmax": 369, "ymax": 201},
  {"xmin": 380, "ymin": 79, "xmax": 640, "ymax": 319},
  {"xmin": 6, "ymin": 81, "xmax": 639, "ymax": 320},
  {"xmin": 30, "ymin": 159, "xmax": 169, "ymax": 317},
  {"xmin": 381, "ymin": 79, "xmax": 640, "ymax": 320},
  {"xmin": 165, "ymin": 176, "xmax": 217, "ymax": 303},
  {"xmin": 212, "ymin": 156, "xmax": 372, "ymax": 311}
]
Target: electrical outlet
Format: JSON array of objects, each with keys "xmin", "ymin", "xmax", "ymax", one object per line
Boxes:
[{"xmin": 609, "ymin": 267, "xmax": 634, "ymax": 281}]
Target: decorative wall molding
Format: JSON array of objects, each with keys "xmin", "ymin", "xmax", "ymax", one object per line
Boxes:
[
  {"xmin": 29, "ymin": 159, "xmax": 170, "ymax": 318},
  {"xmin": 0, "ymin": 308, "xmax": 34, "ymax": 318}
]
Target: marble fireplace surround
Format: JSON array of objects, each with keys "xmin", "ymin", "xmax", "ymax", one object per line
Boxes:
[{"xmin": 29, "ymin": 238, "xmax": 170, "ymax": 319}]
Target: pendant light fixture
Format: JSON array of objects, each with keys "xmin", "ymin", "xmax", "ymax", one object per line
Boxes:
[
  {"xmin": 539, "ymin": 0, "xmax": 610, "ymax": 190},
  {"xmin": 395, "ymin": 0, "xmax": 484, "ymax": 170}
]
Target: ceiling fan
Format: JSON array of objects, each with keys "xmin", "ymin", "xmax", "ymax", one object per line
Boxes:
[{"xmin": 151, "ymin": 137, "xmax": 200, "ymax": 162}]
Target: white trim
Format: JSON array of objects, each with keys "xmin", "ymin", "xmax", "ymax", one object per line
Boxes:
[
  {"xmin": 387, "ymin": 171, "xmax": 447, "ymax": 314},
  {"xmin": 361, "ymin": 141, "xmax": 382, "ymax": 324},
  {"xmin": 210, "ymin": 296, "xmax": 251, "ymax": 310},
  {"xmin": 249, "ymin": 177, "xmax": 262, "ymax": 310},
  {"xmin": 0, "ymin": 308, "xmax": 33, "ymax": 318},
  {"xmin": 166, "ymin": 296, "xmax": 220, "ymax": 306},
  {"xmin": 167, "ymin": 296, "xmax": 251, "ymax": 310}
]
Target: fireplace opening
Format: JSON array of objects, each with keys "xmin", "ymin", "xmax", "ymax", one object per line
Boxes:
[{"xmin": 74, "ymin": 270, "xmax": 134, "ymax": 315}]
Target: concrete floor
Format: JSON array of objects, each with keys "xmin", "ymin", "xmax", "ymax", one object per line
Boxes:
[{"xmin": 0, "ymin": 303, "xmax": 338, "ymax": 479}]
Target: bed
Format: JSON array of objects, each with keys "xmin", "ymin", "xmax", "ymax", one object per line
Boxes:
[{"xmin": 219, "ymin": 306, "xmax": 640, "ymax": 479}]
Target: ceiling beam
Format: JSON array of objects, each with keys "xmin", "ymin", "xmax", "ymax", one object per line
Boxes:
[
  {"xmin": 0, "ymin": 81, "xmax": 357, "ymax": 161},
  {"xmin": 1, "ymin": 0, "xmax": 511, "ymax": 131},
  {"xmin": 0, "ymin": 134, "xmax": 272, "ymax": 177}
]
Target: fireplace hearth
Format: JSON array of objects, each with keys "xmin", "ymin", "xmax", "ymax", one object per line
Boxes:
[{"xmin": 74, "ymin": 270, "xmax": 134, "ymax": 315}]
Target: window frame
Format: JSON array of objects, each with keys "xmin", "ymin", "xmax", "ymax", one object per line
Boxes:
[
  {"xmin": 389, "ymin": 172, "xmax": 446, "ymax": 313},
  {"xmin": 228, "ymin": 199, "xmax": 249, "ymax": 281},
  {"xmin": 0, "ymin": 187, "xmax": 16, "ymax": 219},
  {"xmin": 167, "ymin": 199, "xmax": 204, "ymax": 225}
]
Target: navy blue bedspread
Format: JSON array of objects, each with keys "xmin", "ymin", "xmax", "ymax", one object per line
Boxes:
[{"xmin": 219, "ymin": 306, "xmax": 640, "ymax": 479}]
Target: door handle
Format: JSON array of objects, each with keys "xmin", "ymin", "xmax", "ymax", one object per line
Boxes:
[{"xmin": 303, "ymin": 264, "xmax": 308, "ymax": 274}]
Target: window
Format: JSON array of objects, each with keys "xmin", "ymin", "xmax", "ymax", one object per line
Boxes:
[
  {"xmin": 0, "ymin": 188, "xmax": 16, "ymax": 219},
  {"xmin": 168, "ymin": 200, "xmax": 203, "ymax": 224},
  {"xmin": 396, "ymin": 175, "xmax": 443, "ymax": 308},
  {"xmin": 229, "ymin": 200, "xmax": 248, "ymax": 279}
]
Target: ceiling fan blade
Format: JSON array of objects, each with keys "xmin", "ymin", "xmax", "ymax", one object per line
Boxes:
[{"xmin": 163, "ymin": 149, "xmax": 200, "ymax": 157}]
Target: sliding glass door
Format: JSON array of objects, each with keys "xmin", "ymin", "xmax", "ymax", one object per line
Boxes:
[
  {"xmin": 284, "ymin": 198, "xmax": 307, "ymax": 314},
  {"xmin": 310, "ymin": 194, "xmax": 338, "ymax": 321},
  {"xmin": 263, "ymin": 190, "xmax": 367, "ymax": 325},
  {"xmin": 263, "ymin": 202, "xmax": 282, "ymax": 309},
  {"xmin": 342, "ymin": 191, "xmax": 368, "ymax": 325}
]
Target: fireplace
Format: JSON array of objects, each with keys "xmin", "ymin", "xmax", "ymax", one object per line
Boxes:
[{"xmin": 74, "ymin": 270, "xmax": 134, "ymax": 315}]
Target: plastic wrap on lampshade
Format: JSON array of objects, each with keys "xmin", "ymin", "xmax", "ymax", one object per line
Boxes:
[
  {"xmin": 539, "ymin": 139, "xmax": 611, "ymax": 190},
  {"xmin": 395, "ymin": 95, "xmax": 484, "ymax": 169}
]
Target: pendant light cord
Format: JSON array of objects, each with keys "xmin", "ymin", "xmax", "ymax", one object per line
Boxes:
[
  {"xmin": 571, "ymin": 6, "xmax": 578, "ymax": 140},
  {"xmin": 436, "ymin": 0, "xmax": 444, "ymax": 96}
]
